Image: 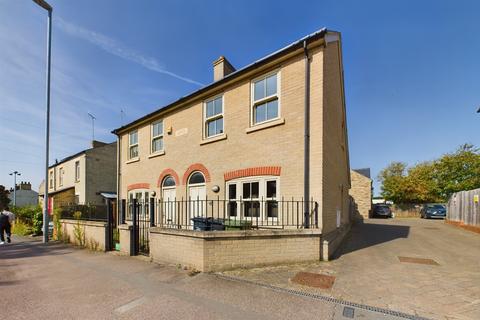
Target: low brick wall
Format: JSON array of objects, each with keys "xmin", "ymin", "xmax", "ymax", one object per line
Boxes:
[
  {"xmin": 60, "ymin": 219, "xmax": 106, "ymax": 251},
  {"xmin": 149, "ymin": 228, "xmax": 322, "ymax": 272}
]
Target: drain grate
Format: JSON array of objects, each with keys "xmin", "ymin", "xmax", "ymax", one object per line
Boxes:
[
  {"xmin": 291, "ymin": 272, "xmax": 335, "ymax": 289},
  {"xmin": 342, "ymin": 306, "xmax": 355, "ymax": 318},
  {"xmin": 215, "ymin": 274, "xmax": 430, "ymax": 320},
  {"xmin": 398, "ymin": 256, "xmax": 439, "ymax": 265}
]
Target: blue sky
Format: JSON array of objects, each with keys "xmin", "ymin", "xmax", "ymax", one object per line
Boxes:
[{"xmin": 0, "ymin": 0, "xmax": 478, "ymax": 195}]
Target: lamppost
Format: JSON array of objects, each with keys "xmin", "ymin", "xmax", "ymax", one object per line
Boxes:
[
  {"xmin": 33, "ymin": 0, "xmax": 52, "ymax": 243},
  {"xmin": 9, "ymin": 171, "xmax": 21, "ymax": 206}
]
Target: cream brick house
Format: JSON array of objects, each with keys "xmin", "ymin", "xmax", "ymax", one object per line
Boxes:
[
  {"xmin": 39, "ymin": 141, "xmax": 117, "ymax": 211},
  {"xmin": 113, "ymin": 28, "xmax": 350, "ymax": 264}
]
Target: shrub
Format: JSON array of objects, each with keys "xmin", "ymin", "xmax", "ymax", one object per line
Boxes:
[
  {"xmin": 52, "ymin": 207, "xmax": 63, "ymax": 241},
  {"xmin": 31, "ymin": 210, "xmax": 43, "ymax": 236},
  {"xmin": 73, "ymin": 211, "xmax": 85, "ymax": 247},
  {"xmin": 12, "ymin": 220, "xmax": 32, "ymax": 236}
]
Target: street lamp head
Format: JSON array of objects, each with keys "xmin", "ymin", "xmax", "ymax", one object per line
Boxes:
[{"xmin": 33, "ymin": 0, "xmax": 52, "ymax": 11}]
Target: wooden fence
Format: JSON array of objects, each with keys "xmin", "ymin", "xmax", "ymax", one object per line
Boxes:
[{"xmin": 447, "ymin": 188, "xmax": 480, "ymax": 227}]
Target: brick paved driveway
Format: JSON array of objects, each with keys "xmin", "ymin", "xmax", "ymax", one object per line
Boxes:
[{"xmin": 221, "ymin": 218, "xmax": 480, "ymax": 320}]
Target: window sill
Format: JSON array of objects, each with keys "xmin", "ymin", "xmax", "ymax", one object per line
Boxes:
[
  {"xmin": 126, "ymin": 157, "xmax": 140, "ymax": 164},
  {"xmin": 148, "ymin": 150, "xmax": 166, "ymax": 159},
  {"xmin": 245, "ymin": 118, "xmax": 285, "ymax": 134},
  {"xmin": 200, "ymin": 133, "xmax": 227, "ymax": 145}
]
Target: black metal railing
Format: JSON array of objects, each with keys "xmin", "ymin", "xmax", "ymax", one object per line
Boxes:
[
  {"xmin": 125, "ymin": 197, "xmax": 318, "ymax": 230},
  {"xmin": 59, "ymin": 204, "xmax": 108, "ymax": 222}
]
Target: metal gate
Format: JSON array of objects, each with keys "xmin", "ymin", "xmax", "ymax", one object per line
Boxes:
[
  {"xmin": 105, "ymin": 199, "xmax": 116, "ymax": 251},
  {"xmin": 132, "ymin": 199, "xmax": 153, "ymax": 256}
]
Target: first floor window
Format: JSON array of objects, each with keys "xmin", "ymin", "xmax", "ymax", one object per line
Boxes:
[
  {"xmin": 151, "ymin": 120, "xmax": 164, "ymax": 153},
  {"xmin": 59, "ymin": 168, "xmax": 64, "ymax": 186},
  {"xmin": 75, "ymin": 161, "xmax": 80, "ymax": 181},
  {"xmin": 204, "ymin": 95, "xmax": 224, "ymax": 138},
  {"xmin": 49, "ymin": 171, "xmax": 54, "ymax": 189},
  {"xmin": 252, "ymin": 72, "xmax": 279, "ymax": 125},
  {"xmin": 129, "ymin": 130, "xmax": 138, "ymax": 159}
]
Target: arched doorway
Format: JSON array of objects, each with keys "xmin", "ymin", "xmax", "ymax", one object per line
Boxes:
[
  {"xmin": 188, "ymin": 171, "xmax": 206, "ymax": 217},
  {"xmin": 162, "ymin": 175, "xmax": 176, "ymax": 226}
]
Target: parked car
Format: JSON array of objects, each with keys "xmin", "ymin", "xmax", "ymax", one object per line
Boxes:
[
  {"xmin": 420, "ymin": 204, "xmax": 446, "ymax": 219},
  {"xmin": 372, "ymin": 204, "xmax": 393, "ymax": 218}
]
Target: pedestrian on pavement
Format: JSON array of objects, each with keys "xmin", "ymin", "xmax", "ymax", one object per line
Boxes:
[{"xmin": 0, "ymin": 205, "xmax": 14, "ymax": 244}]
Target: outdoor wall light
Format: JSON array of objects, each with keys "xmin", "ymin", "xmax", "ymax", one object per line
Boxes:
[
  {"xmin": 212, "ymin": 185, "xmax": 220, "ymax": 193},
  {"xmin": 166, "ymin": 126, "xmax": 173, "ymax": 134},
  {"xmin": 151, "ymin": 191, "xmax": 156, "ymax": 197}
]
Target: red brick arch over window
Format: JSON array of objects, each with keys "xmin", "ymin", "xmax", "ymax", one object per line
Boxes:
[
  {"xmin": 157, "ymin": 168, "xmax": 180, "ymax": 187},
  {"xmin": 127, "ymin": 183, "xmax": 151, "ymax": 191},
  {"xmin": 182, "ymin": 163, "xmax": 211, "ymax": 185},
  {"xmin": 224, "ymin": 166, "xmax": 281, "ymax": 182}
]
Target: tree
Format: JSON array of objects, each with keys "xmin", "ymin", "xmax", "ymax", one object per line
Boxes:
[
  {"xmin": 377, "ymin": 144, "xmax": 480, "ymax": 204},
  {"xmin": 377, "ymin": 162, "xmax": 408, "ymax": 203},
  {"xmin": 433, "ymin": 144, "xmax": 480, "ymax": 199},
  {"xmin": 0, "ymin": 185, "xmax": 11, "ymax": 210}
]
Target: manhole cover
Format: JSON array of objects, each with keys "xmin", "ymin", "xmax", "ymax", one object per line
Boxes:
[
  {"xmin": 291, "ymin": 272, "xmax": 335, "ymax": 289},
  {"xmin": 398, "ymin": 256, "xmax": 439, "ymax": 265}
]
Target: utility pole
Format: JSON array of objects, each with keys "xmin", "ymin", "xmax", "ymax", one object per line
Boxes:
[
  {"xmin": 88, "ymin": 112, "xmax": 96, "ymax": 141},
  {"xmin": 9, "ymin": 171, "xmax": 21, "ymax": 206},
  {"xmin": 32, "ymin": 0, "xmax": 52, "ymax": 243}
]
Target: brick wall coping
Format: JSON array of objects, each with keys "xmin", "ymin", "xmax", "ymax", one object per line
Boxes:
[
  {"xmin": 60, "ymin": 219, "xmax": 106, "ymax": 228},
  {"xmin": 150, "ymin": 227, "xmax": 322, "ymax": 239}
]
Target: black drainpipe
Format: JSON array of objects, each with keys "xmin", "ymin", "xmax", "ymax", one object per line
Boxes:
[{"xmin": 303, "ymin": 40, "xmax": 310, "ymax": 229}]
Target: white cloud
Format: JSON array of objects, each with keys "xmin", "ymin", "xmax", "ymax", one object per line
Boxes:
[{"xmin": 56, "ymin": 17, "xmax": 204, "ymax": 87}]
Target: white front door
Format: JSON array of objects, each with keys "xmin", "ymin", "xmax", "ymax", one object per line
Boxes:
[
  {"xmin": 189, "ymin": 185, "xmax": 206, "ymax": 217},
  {"xmin": 163, "ymin": 188, "xmax": 176, "ymax": 225}
]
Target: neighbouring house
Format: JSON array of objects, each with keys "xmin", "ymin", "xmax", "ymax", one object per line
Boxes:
[
  {"xmin": 112, "ymin": 28, "xmax": 350, "ymax": 270},
  {"xmin": 349, "ymin": 169, "xmax": 373, "ymax": 220},
  {"xmin": 38, "ymin": 140, "xmax": 117, "ymax": 212},
  {"xmin": 8, "ymin": 181, "xmax": 38, "ymax": 207}
]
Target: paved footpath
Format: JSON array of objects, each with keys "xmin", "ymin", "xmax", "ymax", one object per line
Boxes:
[
  {"xmin": 222, "ymin": 219, "xmax": 480, "ymax": 320},
  {"xmin": 0, "ymin": 237, "xmax": 411, "ymax": 320}
]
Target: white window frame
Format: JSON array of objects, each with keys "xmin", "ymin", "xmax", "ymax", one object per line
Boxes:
[
  {"xmin": 49, "ymin": 171, "xmax": 54, "ymax": 189},
  {"xmin": 250, "ymin": 70, "xmax": 281, "ymax": 126},
  {"xmin": 127, "ymin": 188, "xmax": 150, "ymax": 220},
  {"xmin": 75, "ymin": 161, "xmax": 80, "ymax": 182},
  {"xmin": 128, "ymin": 130, "xmax": 139, "ymax": 160},
  {"xmin": 150, "ymin": 120, "xmax": 164, "ymax": 154},
  {"xmin": 203, "ymin": 94, "xmax": 224, "ymax": 139},
  {"xmin": 59, "ymin": 167, "xmax": 64, "ymax": 187},
  {"xmin": 226, "ymin": 176, "xmax": 280, "ymax": 222}
]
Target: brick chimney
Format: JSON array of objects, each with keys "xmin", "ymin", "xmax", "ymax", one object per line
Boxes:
[
  {"xmin": 16, "ymin": 181, "xmax": 32, "ymax": 190},
  {"xmin": 213, "ymin": 56, "xmax": 235, "ymax": 81},
  {"xmin": 91, "ymin": 140, "xmax": 107, "ymax": 148}
]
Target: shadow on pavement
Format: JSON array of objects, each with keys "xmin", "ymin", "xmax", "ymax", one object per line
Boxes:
[
  {"xmin": 0, "ymin": 239, "xmax": 72, "ymax": 260},
  {"xmin": 332, "ymin": 221, "xmax": 410, "ymax": 259}
]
